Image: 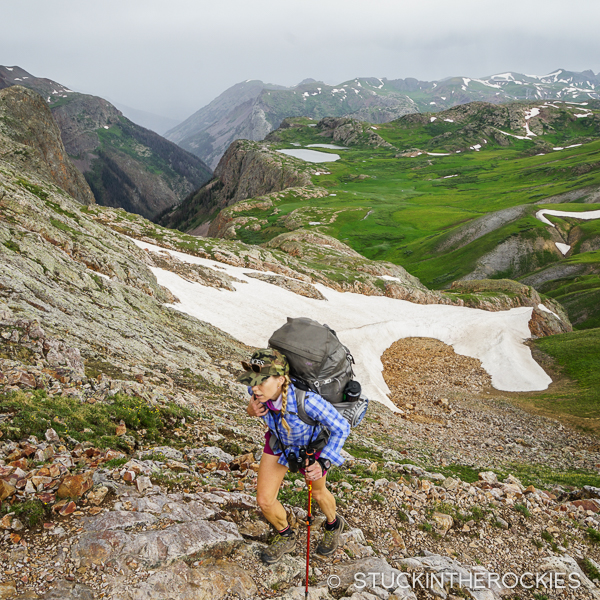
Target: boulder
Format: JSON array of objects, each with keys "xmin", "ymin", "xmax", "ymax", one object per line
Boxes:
[
  {"xmin": 72, "ymin": 519, "xmax": 242, "ymax": 568},
  {"xmin": 57, "ymin": 472, "xmax": 93, "ymax": 499}
]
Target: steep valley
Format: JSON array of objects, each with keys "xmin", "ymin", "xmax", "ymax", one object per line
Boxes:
[{"xmin": 0, "ymin": 66, "xmax": 212, "ymax": 220}]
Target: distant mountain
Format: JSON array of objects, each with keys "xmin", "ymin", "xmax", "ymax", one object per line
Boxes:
[
  {"xmin": 166, "ymin": 69, "xmax": 600, "ymax": 169},
  {"xmin": 165, "ymin": 79, "xmax": 417, "ymax": 169},
  {"xmin": 0, "ymin": 66, "xmax": 212, "ymax": 219}
]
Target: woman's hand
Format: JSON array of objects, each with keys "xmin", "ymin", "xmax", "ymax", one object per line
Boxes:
[
  {"xmin": 304, "ymin": 460, "xmax": 323, "ymax": 482},
  {"xmin": 247, "ymin": 395, "xmax": 268, "ymax": 417}
]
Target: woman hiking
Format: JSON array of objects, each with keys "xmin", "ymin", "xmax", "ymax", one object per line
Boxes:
[{"xmin": 238, "ymin": 348, "xmax": 350, "ymax": 564}]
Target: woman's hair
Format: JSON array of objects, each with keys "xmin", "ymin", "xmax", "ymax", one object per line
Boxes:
[{"xmin": 280, "ymin": 373, "xmax": 292, "ymax": 434}]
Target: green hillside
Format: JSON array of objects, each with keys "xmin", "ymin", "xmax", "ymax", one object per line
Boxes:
[{"xmin": 209, "ymin": 100, "xmax": 600, "ymax": 328}]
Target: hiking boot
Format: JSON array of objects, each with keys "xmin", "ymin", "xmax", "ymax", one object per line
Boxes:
[
  {"xmin": 260, "ymin": 531, "xmax": 297, "ymax": 564},
  {"xmin": 316, "ymin": 516, "xmax": 346, "ymax": 556}
]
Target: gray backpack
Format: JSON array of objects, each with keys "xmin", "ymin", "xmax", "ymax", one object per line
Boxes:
[{"xmin": 268, "ymin": 317, "xmax": 368, "ymax": 428}]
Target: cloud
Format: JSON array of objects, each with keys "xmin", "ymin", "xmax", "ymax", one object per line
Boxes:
[{"xmin": 1, "ymin": 0, "xmax": 599, "ymax": 121}]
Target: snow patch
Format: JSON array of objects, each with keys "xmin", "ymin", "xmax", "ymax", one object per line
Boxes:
[
  {"xmin": 88, "ymin": 269, "xmax": 110, "ymax": 280},
  {"xmin": 131, "ymin": 239, "xmax": 553, "ymax": 408},
  {"xmin": 430, "ymin": 117, "xmax": 437, "ymax": 122},
  {"xmin": 555, "ymin": 243, "xmax": 570, "ymax": 255},
  {"xmin": 444, "ymin": 118, "xmax": 454, "ymax": 123},
  {"xmin": 497, "ymin": 129, "xmax": 532, "ymax": 141},
  {"xmin": 277, "ymin": 149, "xmax": 339, "ymax": 163},
  {"xmin": 538, "ymin": 304, "xmax": 561, "ymax": 320},
  {"xmin": 536, "ymin": 209, "xmax": 600, "ymax": 227}
]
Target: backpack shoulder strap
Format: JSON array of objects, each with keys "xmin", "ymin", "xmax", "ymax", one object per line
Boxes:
[{"xmin": 294, "ymin": 388, "xmax": 318, "ymax": 426}]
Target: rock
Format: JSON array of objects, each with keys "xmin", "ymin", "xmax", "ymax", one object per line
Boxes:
[
  {"xmin": 238, "ymin": 519, "xmax": 271, "ymax": 541},
  {"xmin": 0, "ymin": 480, "xmax": 16, "ymax": 501},
  {"xmin": 116, "ymin": 559, "xmax": 258, "ymax": 600},
  {"xmin": 0, "ymin": 581, "xmax": 17, "ymax": 599},
  {"xmin": 400, "ymin": 553, "xmax": 510, "ymax": 599},
  {"xmin": 41, "ymin": 580, "xmax": 96, "ymax": 599},
  {"xmin": 82, "ymin": 510, "xmax": 157, "ymax": 532},
  {"xmin": 45, "ymin": 428, "xmax": 60, "ymax": 443},
  {"xmin": 441, "ymin": 477, "xmax": 459, "ymax": 491},
  {"xmin": 189, "ymin": 446, "xmax": 234, "ymax": 463},
  {"xmin": 56, "ymin": 472, "xmax": 93, "ymax": 499},
  {"xmin": 478, "ymin": 471, "xmax": 498, "ymax": 484},
  {"xmin": 0, "ymin": 85, "xmax": 95, "ymax": 205},
  {"xmin": 275, "ymin": 586, "xmax": 334, "ymax": 600},
  {"xmin": 325, "ymin": 557, "xmax": 416, "ymax": 598},
  {"xmin": 341, "ymin": 528, "xmax": 367, "ymax": 546},
  {"xmin": 140, "ymin": 447, "xmax": 184, "ymax": 461},
  {"xmin": 136, "ymin": 476, "xmax": 153, "ymax": 494},
  {"xmin": 58, "ymin": 501, "xmax": 77, "ymax": 516},
  {"xmin": 431, "ymin": 512, "xmax": 454, "ymax": 536},
  {"xmin": 35, "ymin": 446, "xmax": 55, "ymax": 462},
  {"xmin": 72, "ymin": 519, "xmax": 243, "ymax": 568},
  {"xmin": 504, "ymin": 474, "xmax": 524, "ymax": 491},
  {"xmin": 239, "ymin": 542, "xmax": 304, "ymax": 589},
  {"xmin": 572, "ymin": 499, "xmax": 600, "ymax": 513},
  {"xmin": 86, "ymin": 486, "xmax": 109, "ymax": 506},
  {"xmin": 0, "ymin": 513, "xmax": 14, "ymax": 529},
  {"xmin": 538, "ymin": 555, "xmax": 600, "ymax": 598}
]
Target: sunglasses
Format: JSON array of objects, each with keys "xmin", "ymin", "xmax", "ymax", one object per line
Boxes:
[{"xmin": 241, "ymin": 361, "xmax": 271, "ymax": 374}]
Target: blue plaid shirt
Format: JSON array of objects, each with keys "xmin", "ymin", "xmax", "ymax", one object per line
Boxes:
[{"xmin": 255, "ymin": 384, "xmax": 350, "ymax": 468}]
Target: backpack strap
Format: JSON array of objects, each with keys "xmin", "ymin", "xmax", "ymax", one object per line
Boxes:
[
  {"xmin": 293, "ymin": 387, "xmax": 330, "ymax": 450},
  {"xmin": 294, "ymin": 388, "xmax": 318, "ymax": 427}
]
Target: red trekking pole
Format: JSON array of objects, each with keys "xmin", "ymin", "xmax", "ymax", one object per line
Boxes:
[{"xmin": 304, "ymin": 448, "xmax": 316, "ymax": 600}]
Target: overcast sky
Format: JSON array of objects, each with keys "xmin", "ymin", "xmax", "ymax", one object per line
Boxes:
[{"xmin": 3, "ymin": 0, "xmax": 600, "ymax": 122}]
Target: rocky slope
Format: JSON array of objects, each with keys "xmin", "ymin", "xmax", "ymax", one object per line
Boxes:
[
  {"xmin": 157, "ymin": 140, "xmax": 313, "ymax": 232},
  {"xmin": 2, "ymin": 331, "xmax": 600, "ymax": 599},
  {"xmin": 166, "ymin": 69, "xmax": 600, "ymax": 168},
  {"xmin": 0, "ymin": 86, "xmax": 94, "ymax": 205},
  {"xmin": 0, "ymin": 66, "xmax": 212, "ymax": 219},
  {"xmin": 2, "ymin": 88, "xmax": 598, "ymax": 599}
]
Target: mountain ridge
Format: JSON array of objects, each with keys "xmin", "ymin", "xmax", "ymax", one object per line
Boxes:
[
  {"xmin": 0, "ymin": 65, "xmax": 213, "ymax": 219},
  {"xmin": 166, "ymin": 68, "xmax": 600, "ymax": 169}
]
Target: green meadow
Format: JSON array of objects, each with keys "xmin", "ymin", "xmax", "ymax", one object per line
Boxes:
[{"xmin": 227, "ymin": 103, "xmax": 600, "ymax": 328}]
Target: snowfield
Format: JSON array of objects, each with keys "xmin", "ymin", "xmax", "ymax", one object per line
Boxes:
[
  {"xmin": 133, "ymin": 240, "xmax": 553, "ymax": 411},
  {"xmin": 536, "ymin": 208, "xmax": 600, "ymax": 227}
]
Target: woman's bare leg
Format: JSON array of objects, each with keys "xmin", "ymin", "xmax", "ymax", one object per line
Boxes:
[
  {"xmin": 256, "ymin": 453, "xmax": 289, "ymax": 530},
  {"xmin": 309, "ymin": 473, "xmax": 336, "ymax": 522}
]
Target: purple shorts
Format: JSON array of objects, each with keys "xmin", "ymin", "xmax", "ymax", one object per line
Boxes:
[{"xmin": 264, "ymin": 432, "xmax": 324, "ymax": 475}]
